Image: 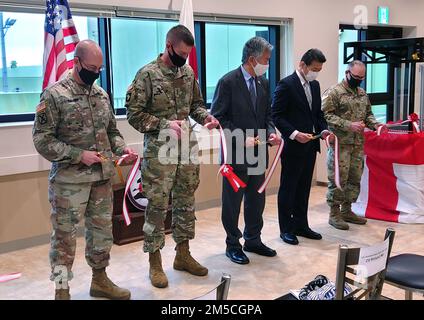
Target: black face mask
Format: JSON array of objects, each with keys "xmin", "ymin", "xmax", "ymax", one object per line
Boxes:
[
  {"xmin": 347, "ymin": 72, "xmax": 362, "ymax": 89},
  {"xmin": 168, "ymin": 46, "xmax": 187, "ymax": 68},
  {"xmin": 78, "ymin": 65, "xmax": 100, "ymax": 86}
]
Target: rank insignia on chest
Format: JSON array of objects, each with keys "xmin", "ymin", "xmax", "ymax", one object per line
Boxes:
[{"xmin": 173, "ymin": 78, "xmax": 185, "ymax": 88}]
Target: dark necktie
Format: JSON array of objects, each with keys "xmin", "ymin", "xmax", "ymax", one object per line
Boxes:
[{"xmin": 248, "ymin": 77, "xmax": 257, "ymax": 112}]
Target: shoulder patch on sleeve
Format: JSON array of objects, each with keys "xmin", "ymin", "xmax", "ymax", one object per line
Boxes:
[
  {"xmin": 37, "ymin": 112, "xmax": 48, "ymax": 125},
  {"xmin": 126, "ymin": 84, "xmax": 134, "ymax": 103},
  {"xmin": 36, "ymin": 101, "xmax": 47, "ymax": 113}
]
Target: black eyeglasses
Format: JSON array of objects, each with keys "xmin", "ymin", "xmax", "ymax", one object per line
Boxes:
[
  {"xmin": 75, "ymin": 56, "xmax": 104, "ymax": 73},
  {"xmin": 349, "ymin": 71, "xmax": 366, "ymax": 81}
]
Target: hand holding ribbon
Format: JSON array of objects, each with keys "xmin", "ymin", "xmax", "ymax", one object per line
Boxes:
[
  {"xmin": 203, "ymin": 114, "xmax": 220, "ymax": 130},
  {"xmin": 377, "ymin": 113, "xmax": 420, "ymax": 135},
  {"xmin": 217, "ymin": 125, "xmax": 247, "ymax": 192},
  {"xmin": 324, "ymin": 133, "xmax": 342, "ymax": 190}
]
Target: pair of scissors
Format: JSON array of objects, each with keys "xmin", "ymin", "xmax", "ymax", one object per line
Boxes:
[{"xmin": 309, "ymin": 133, "xmax": 323, "ymax": 140}]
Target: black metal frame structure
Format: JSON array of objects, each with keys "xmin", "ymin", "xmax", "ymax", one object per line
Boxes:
[{"xmin": 344, "ymin": 37, "xmax": 424, "ymax": 119}]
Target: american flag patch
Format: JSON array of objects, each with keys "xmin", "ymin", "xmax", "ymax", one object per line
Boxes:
[{"xmin": 36, "ymin": 101, "xmax": 47, "ymax": 113}]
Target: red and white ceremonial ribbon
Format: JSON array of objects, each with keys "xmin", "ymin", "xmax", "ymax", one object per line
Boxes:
[
  {"xmin": 377, "ymin": 113, "xmax": 421, "ymax": 135},
  {"xmin": 325, "ymin": 134, "xmax": 342, "ymax": 190},
  {"xmin": 217, "ymin": 126, "xmax": 247, "ymax": 192},
  {"xmin": 0, "ymin": 272, "xmax": 21, "ymax": 283},
  {"xmin": 116, "ymin": 154, "xmax": 141, "ymax": 226},
  {"xmin": 220, "ymin": 164, "xmax": 247, "ymax": 192},
  {"xmin": 258, "ymin": 140, "xmax": 284, "ymax": 194}
]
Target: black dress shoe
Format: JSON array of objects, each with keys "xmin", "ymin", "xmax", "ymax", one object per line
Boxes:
[
  {"xmin": 295, "ymin": 228, "xmax": 322, "ymax": 240},
  {"xmin": 280, "ymin": 233, "xmax": 299, "ymax": 245},
  {"xmin": 243, "ymin": 243, "xmax": 277, "ymax": 257},
  {"xmin": 225, "ymin": 248, "xmax": 250, "ymax": 264}
]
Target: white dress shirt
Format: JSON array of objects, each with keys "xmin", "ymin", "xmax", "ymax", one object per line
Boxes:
[{"xmin": 289, "ymin": 70, "xmax": 329, "ymax": 140}]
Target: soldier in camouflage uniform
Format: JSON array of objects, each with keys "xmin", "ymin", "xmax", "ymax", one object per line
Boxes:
[
  {"xmin": 322, "ymin": 60, "xmax": 384, "ymax": 230},
  {"xmin": 126, "ymin": 25, "xmax": 219, "ymax": 288},
  {"xmin": 33, "ymin": 40, "xmax": 137, "ymax": 300}
]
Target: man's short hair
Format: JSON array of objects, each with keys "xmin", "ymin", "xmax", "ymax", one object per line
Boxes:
[
  {"xmin": 348, "ymin": 60, "xmax": 366, "ymax": 71},
  {"xmin": 166, "ymin": 24, "xmax": 194, "ymax": 46},
  {"xmin": 301, "ymin": 48, "xmax": 327, "ymax": 66},
  {"xmin": 241, "ymin": 36, "xmax": 273, "ymax": 64}
]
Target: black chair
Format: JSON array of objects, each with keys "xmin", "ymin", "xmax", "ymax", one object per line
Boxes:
[
  {"xmin": 385, "ymin": 254, "xmax": 424, "ymax": 299},
  {"xmin": 335, "ymin": 228, "xmax": 395, "ymax": 300}
]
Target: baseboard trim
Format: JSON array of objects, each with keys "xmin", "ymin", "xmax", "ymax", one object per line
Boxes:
[{"xmin": 0, "ymin": 187, "xmax": 280, "ymax": 254}]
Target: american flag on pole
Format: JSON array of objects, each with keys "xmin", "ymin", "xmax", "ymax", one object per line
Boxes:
[
  {"xmin": 179, "ymin": 0, "xmax": 198, "ymax": 79},
  {"xmin": 42, "ymin": 0, "xmax": 79, "ymax": 90}
]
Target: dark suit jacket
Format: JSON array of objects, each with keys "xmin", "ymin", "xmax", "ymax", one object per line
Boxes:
[
  {"xmin": 271, "ymin": 71, "xmax": 327, "ymax": 156},
  {"xmin": 210, "ymin": 67, "xmax": 276, "ymax": 172}
]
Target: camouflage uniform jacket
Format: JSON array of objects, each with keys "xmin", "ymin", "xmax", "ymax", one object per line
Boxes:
[
  {"xmin": 32, "ymin": 73, "xmax": 126, "ymax": 183},
  {"xmin": 322, "ymin": 80, "xmax": 379, "ymax": 145},
  {"xmin": 125, "ymin": 55, "xmax": 209, "ymax": 158}
]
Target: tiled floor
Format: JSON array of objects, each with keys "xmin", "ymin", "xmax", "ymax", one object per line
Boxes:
[{"xmin": 0, "ymin": 186, "xmax": 423, "ymax": 300}]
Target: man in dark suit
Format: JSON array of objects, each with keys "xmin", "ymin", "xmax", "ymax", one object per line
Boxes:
[
  {"xmin": 211, "ymin": 37, "xmax": 281, "ymax": 264},
  {"xmin": 272, "ymin": 49, "xmax": 331, "ymax": 245}
]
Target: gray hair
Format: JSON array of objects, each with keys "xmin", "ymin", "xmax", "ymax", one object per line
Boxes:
[
  {"xmin": 348, "ymin": 60, "xmax": 365, "ymax": 71},
  {"xmin": 241, "ymin": 36, "xmax": 273, "ymax": 64}
]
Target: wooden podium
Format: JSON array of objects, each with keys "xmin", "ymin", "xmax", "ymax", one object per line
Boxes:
[{"xmin": 112, "ymin": 178, "xmax": 172, "ymax": 246}]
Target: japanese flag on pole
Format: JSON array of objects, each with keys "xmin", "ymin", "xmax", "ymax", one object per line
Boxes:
[
  {"xmin": 179, "ymin": 0, "xmax": 198, "ymax": 79},
  {"xmin": 352, "ymin": 131, "xmax": 424, "ymax": 223}
]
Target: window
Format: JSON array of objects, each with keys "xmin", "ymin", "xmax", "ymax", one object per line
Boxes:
[
  {"xmin": 0, "ymin": 11, "xmax": 98, "ymax": 122},
  {"xmin": 110, "ymin": 19, "xmax": 279, "ymax": 113},
  {"xmin": 1, "ymin": 6, "xmax": 283, "ymax": 122},
  {"xmin": 204, "ymin": 23, "xmax": 274, "ymax": 104},
  {"xmin": 110, "ymin": 18, "xmax": 177, "ymax": 111},
  {"xmin": 372, "ymin": 104, "xmax": 387, "ymax": 123},
  {"xmin": 339, "ymin": 25, "xmax": 402, "ymax": 123},
  {"xmin": 338, "ymin": 29, "xmax": 358, "ymax": 82},
  {"xmin": 339, "ymin": 30, "xmax": 388, "ymax": 93},
  {"xmin": 365, "ymin": 53, "xmax": 388, "ymax": 94}
]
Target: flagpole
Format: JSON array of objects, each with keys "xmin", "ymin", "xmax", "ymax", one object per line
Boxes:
[{"xmin": 0, "ymin": 13, "xmax": 8, "ymax": 92}]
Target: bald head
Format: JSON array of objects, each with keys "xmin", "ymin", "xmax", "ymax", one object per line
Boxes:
[
  {"xmin": 75, "ymin": 39, "xmax": 102, "ymax": 60},
  {"xmin": 73, "ymin": 39, "xmax": 103, "ymax": 83}
]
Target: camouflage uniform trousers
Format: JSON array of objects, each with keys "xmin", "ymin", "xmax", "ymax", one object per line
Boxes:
[
  {"xmin": 141, "ymin": 157, "xmax": 200, "ymax": 253},
  {"xmin": 326, "ymin": 143, "xmax": 364, "ymax": 207},
  {"xmin": 48, "ymin": 179, "xmax": 113, "ymax": 282}
]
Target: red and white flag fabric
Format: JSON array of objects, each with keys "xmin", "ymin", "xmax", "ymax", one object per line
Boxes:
[
  {"xmin": 352, "ymin": 131, "xmax": 424, "ymax": 223},
  {"xmin": 42, "ymin": 0, "xmax": 79, "ymax": 90},
  {"xmin": 179, "ymin": 0, "xmax": 198, "ymax": 79}
]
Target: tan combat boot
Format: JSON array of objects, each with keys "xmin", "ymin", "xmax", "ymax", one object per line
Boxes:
[
  {"xmin": 173, "ymin": 240, "xmax": 208, "ymax": 276},
  {"xmin": 149, "ymin": 250, "xmax": 168, "ymax": 288},
  {"xmin": 55, "ymin": 288, "xmax": 70, "ymax": 300},
  {"xmin": 341, "ymin": 203, "xmax": 367, "ymax": 225},
  {"xmin": 89, "ymin": 268, "xmax": 131, "ymax": 300},
  {"xmin": 329, "ymin": 205, "xmax": 349, "ymax": 230}
]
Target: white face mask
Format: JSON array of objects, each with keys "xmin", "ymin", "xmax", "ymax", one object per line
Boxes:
[
  {"xmin": 253, "ymin": 59, "xmax": 269, "ymax": 77},
  {"xmin": 305, "ymin": 70, "xmax": 319, "ymax": 82}
]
